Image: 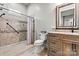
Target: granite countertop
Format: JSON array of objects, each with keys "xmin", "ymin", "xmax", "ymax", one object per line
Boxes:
[{"xmin": 48, "ymin": 31, "xmax": 79, "ymax": 35}]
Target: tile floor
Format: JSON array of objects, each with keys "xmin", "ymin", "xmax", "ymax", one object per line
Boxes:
[{"xmin": 0, "ymin": 40, "xmax": 47, "ymax": 56}]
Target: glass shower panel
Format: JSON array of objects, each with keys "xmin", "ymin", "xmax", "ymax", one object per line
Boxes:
[{"xmin": 0, "ymin": 6, "xmax": 27, "ymax": 46}]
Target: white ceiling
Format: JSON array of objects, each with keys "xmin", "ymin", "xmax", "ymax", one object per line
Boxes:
[{"xmin": 21, "ymin": 3, "xmax": 30, "ymax": 6}]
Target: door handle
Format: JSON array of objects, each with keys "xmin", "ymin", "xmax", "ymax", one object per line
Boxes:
[
  {"xmin": 72, "ymin": 43, "xmax": 76, "ymax": 52},
  {"xmin": 72, "ymin": 43, "xmax": 77, "ymax": 55}
]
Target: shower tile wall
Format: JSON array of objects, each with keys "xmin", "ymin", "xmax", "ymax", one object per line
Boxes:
[
  {"xmin": 0, "ymin": 4, "xmax": 27, "ymax": 46},
  {"xmin": 0, "ymin": 17, "xmax": 27, "ymax": 46}
]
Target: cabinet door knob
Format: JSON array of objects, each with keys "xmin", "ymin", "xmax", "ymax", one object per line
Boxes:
[{"xmin": 72, "ymin": 43, "xmax": 76, "ymax": 52}]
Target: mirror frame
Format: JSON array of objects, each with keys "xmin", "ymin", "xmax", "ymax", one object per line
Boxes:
[{"xmin": 56, "ymin": 3, "xmax": 78, "ymax": 30}]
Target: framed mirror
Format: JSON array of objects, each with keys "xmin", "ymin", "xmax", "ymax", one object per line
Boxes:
[{"xmin": 56, "ymin": 3, "xmax": 77, "ymax": 29}]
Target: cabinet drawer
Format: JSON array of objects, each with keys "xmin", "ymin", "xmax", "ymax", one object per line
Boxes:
[
  {"xmin": 63, "ymin": 35, "xmax": 79, "ymax": 41},
  {"xmin": 50, "ymin": 41, "xmax": 56, "ymax": 45},
  {"xmin": 49, "ymin": 45, "xmax": 61, "ymax": 51},
  {"xmin": 48, "ymin": 38, "xmax": 59, "ymax": 45},
  {"xmin": 49, "ymin": 49, "xmax": 62, "ymax": 56},
  {"xmin": 48, "ymin": 50, "xmax": 57, "ymax": 56},
  {"xmin": 49, "ymin": 43, "xmax": 61, "ymax": 48},
  {"xmin": 50, "ymin": 40, "xmax": 61, "ymax": 46},
  {"xmin": 48, "ymin": 52, "xmax": 56, "ymax": 56},
  {"xmin": 49, "ymin": 37, "xmax": 59, "ymax": 40}
]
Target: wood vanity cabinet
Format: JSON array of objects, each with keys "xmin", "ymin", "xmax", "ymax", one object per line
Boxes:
[
  {"xmin": 47, "ymin": 33, "xmax": 79, "ymax": 56},
  {"xmin": 62, "ymin": 39, "xmax": 76, "ymax": 56},
  {"xmin": 47, "ymin": 33, "xmax": 62, "ymax": 56}
]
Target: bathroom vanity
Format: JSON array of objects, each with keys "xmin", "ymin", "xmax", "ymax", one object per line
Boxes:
[
  {"xmin": 47, "ymin": 32, "xmax": 79, "ymax": 56},
  {"xmin": 47, "ymin": 3, "xmax": 79, "ymax": 56}
]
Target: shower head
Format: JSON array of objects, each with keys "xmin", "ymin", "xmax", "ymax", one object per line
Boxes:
[{"xmin": 0, "ymin": 13, "xmax": 5, "ymax": 17}]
